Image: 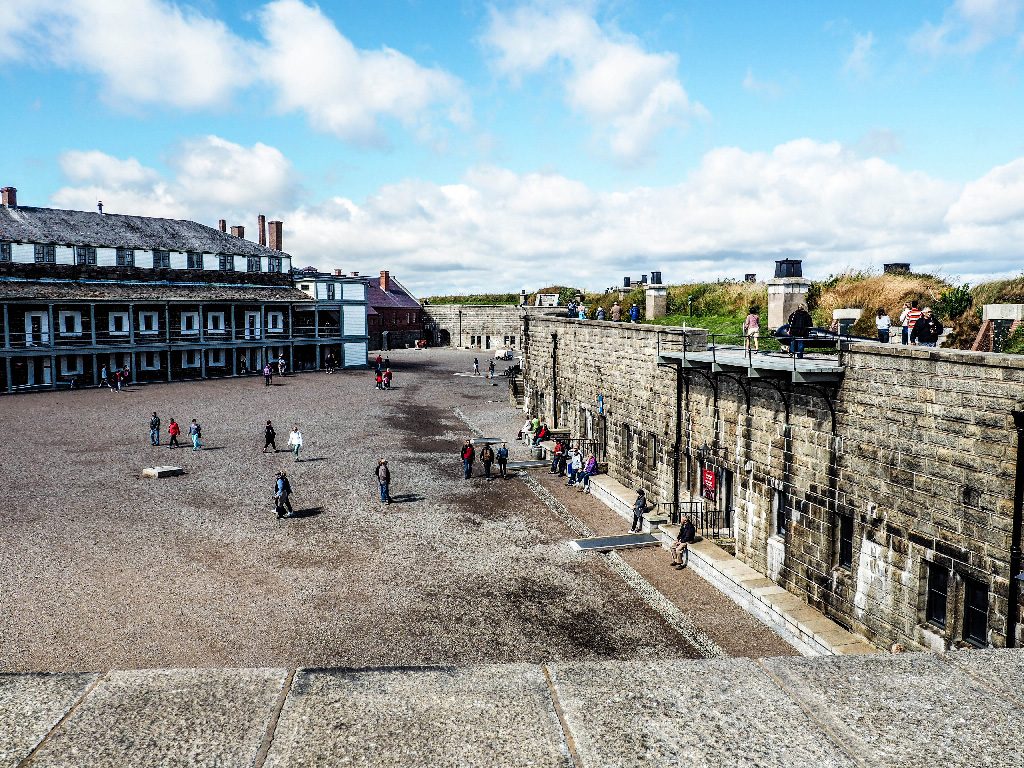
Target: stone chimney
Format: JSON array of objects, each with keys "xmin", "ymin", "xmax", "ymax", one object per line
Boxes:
[
  {"xmin": 258, "ymin": 214, "xmax": 267, "ymax": 246},
  {"xmin": 380, "ymin": 270, "xmax": 391, "ymax": 292},
  {"xmin": 230, "ymin": 225, "xmax": 245, "ymax": 239},
  {"xmin": 268, "ymin": 220, "xmax": 283, "ymax": 251},
  {"xmin": 767, "ymin": 259, "xmax": 812, "ymax": 329},
  {"xmin": 350, "ymin": 271, "xmax": 359, "ymax": 277},
  {"xmin": 218, "ymin": 219, "xmax": 227, "ymax": 233},
  {"xmin": 1, "ymin": 187, "xmax": 17, "ymax": 207},
  {"xmin": 333, "ymin": 268, "xmax": 344, "ymax": 276}
]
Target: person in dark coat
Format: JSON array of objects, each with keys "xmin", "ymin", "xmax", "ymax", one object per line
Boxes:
[
  {"xmin": 376, "ymin": 459, "xmax": 391, "ymax": 504},
  {"xmin": 480, "ymin": 444, "xmax": 495, "ymax": 479},
  {"xmin": 275, "ymin": 471, "xmax": 294, "ymax": 518},
  {"xmin": 671, "ymin": 516, "xmax": 697, "ymax": 568},
  {"xmin": 910, "ymin": 307, "xmax": 944, "ymax": 347},
  {"xmin": 630, "ymin": 489, "xmax": 654, "ymax": 533},
  {"xmin": 787, "ymin": 304, "xmax": 814, "ymax": 358},
  {"xmin": 496, "ymin": 442, "xmax": 509, "ymax": 478},
  {"xmin": 264, "ymin": 420, "xmax": 277, "ymax": 453}
]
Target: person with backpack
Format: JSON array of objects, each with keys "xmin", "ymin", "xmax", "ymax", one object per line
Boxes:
[
  {"xmin": 189, "ymin": 419, "xmax": 202, "ymax": 451},
  {"xmin": 375, "ymin": 459, "xmax": 391, "ymax": 504},
  {"xmin": 264, "ymin": 420, "xmax": 277, "ymax": 453},
  {"xmin": 149, "ymin": 412, "xmax": 161, "ymax": 446},
  {"xmin": 167, "ymin": 418, "xmax": 181, "ymax": 449},
  {"xmin": 480, "ymin": 444, "xmax": 495, "ymax": 479},
  {"xmin": 496, "ymin": 442, "xmax": 509, "ymax": 478},
  {"xmin": 461, "ymin": 440, "xmax": 475, "ymax": 479}
]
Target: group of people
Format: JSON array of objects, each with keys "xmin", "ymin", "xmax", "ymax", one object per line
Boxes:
[
  {"xmin": 564, "ymin": 300, "xmax": 640, "ymax": 323},
  {"xmin": 148, "ymin": 412, "xmax": 203, "ymax": 450},
  {"xmin": 520, "ymin": 417, "xmax": 550, "ymax": 446},
  {"xmin": 99, "ymin": 364, "xmax": 132, "ymax": 392},
  {"xmin": 372, "ymin": 354, "xmax": 394, "ymax": 390},
  {"xmin": 460, "ymin": 439, "xmax": 510, "ymax": 479},
  {"xmin": 891, "ymin": 301, "xmax": 944, "ymax": 347},
  {"xmin": 548, "ymin": 440, "xmax": 597, "ymax": 492},
  {"xmin": 262, "ymin": 420, "xmax": 304, "ymax": 461}
]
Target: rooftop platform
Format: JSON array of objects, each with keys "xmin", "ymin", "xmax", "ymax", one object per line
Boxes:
[{"xmin": 659, "ymin": 345, "xmax": 845, "ymax": 383}]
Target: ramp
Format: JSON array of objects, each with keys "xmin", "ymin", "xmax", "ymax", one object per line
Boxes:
[
  {"xmin": 570, "ymin": 533, "xmax": 660, "ymax": 552},
  {"xmin": 506, "ymin": 460, "xmax": 549, "ymax": 471}
]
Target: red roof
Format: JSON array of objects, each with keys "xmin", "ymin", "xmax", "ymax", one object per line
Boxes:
[{"xmin": 365, "ymin": 277, "xmax": 420, "ymax": 310}]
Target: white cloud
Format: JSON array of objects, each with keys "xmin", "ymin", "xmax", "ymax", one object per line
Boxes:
[
  {"xmin": 257, "ymin": 0, "xmax": 466, "ymax": 146},
  {"xmin": 51, "ymin": 136, "xmax": 297, "ymax": 222},
  {"xmin": 742, "ymin": 69, "xmax": 782, "ymax": 98},
  {"xmin": 844, "ymin": 32, "xmax": 874, "ymax": 75},
  {"xmin": 0, "ymin": 0, "xmax": 464, "ymax": 144},
  {"xmin": 911, "ymin": 0, "xmax": 1022, "ymax": 55},
  {"xmin": 482, "ymin": 5, "xmax": 706, "ymax": 163},
  {"xmin": 51, "ymin": 137, "xmax": 1024, "ymax": 292}
]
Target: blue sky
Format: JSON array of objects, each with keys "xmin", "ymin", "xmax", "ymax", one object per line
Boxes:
[{"xmin": 2, "ymin": 0, "xmax": 1024, "ymax": 294}]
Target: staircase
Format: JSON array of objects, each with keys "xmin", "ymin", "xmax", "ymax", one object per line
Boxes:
[{"xmin": 508, "ymin": 374, "xmax": 525, "ymax": 406}]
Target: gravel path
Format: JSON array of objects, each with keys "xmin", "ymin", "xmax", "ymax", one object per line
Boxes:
[{"xmin": 0, "ymin": 349, "xmax": 703, "ymax": 672}]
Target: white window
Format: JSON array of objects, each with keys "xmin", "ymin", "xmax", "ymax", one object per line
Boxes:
[
  {"xmin": 182, "ymin": 350, "xmax": 201, "ymax": 368},
  {"xmin": 138, "ymin": 311, "xmax": 160, "ymax": 334},
  {"xmin": 207, "ymin": 349, "xmax": 226, "ymax": 367},
  {"xmin": 206, "ymin": 311, "xmax": 226, "ymax": 334},
  {"xmin": 300, "ymin": 283, "xmax": 311, "ymax": 291},
  {"xmin": 180, "ymin": 311, "xmax": 200, "ymax": 335},
  {"xmin": 267, "ymin": 311, "xmax": 284, "ymax": 333},
  {"xmin": 109, "ymin": 312, "xmax": 129, "ymax": 336},
  {"xmin": 140, "ymin": 352, "xmax": 161, "ymax": 370},
  {"xmin": 58, "ymin": 311, "xmax": 83, "ymax": 336},
  {"xmin": 60, "ymin": 355, "xmax": 83, "ymax": 375}
]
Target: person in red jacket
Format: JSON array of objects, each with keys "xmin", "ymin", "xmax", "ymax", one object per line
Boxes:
[
  {"xmin": 461, "ymin": 440, "xmax": 475, "ymax": 479},
  {"xmin": 168, "ymin": 418, "xmax": 181, "ymax": 449}
]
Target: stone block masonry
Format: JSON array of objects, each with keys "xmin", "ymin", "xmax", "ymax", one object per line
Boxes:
[
  {"xmin": 423, "ymin": 304, "xmax": 550, "ymax": 350},
  {"xmin": 523, "ymin": 317, "xmax": 1024, "ymax": 651}
]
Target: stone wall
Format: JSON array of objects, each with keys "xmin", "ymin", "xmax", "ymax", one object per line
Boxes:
[
  {"xmin": 423, "ymin": 304, "xmax": 546, "ymax": 349},
  {"xmin": 523, "ymin": 317, "xmax": 1024, "ymax": 651}
]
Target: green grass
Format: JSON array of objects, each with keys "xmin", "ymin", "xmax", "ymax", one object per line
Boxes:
[{"xmin": 649, "ymin": 313, "xmax": 782, "ymax": 350}]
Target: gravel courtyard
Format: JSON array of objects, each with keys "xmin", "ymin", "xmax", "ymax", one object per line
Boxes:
[{"xmin": 0, "ymin": 349, "xmax": 716, "ymax": 673}]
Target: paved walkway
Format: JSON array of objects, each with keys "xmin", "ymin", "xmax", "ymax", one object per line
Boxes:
[{"xmin": 3, "ymin": 650, "xmax": 1021, "ymax": 767}]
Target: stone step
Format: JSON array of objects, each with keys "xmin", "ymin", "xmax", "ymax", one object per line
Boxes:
[{"xmin": 142, "ymin": 466, "xmax": 184, "ymax": 478}]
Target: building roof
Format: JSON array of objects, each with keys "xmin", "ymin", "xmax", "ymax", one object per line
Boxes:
[
  {"xmin": 0, "ymin": 279, "xmax": 312, "ymax": 303},
  {"xmin": 366, "ymin": 277, "xmax": 420, "ymax": 310},
  {"xmin": 0, "ymin": 206, "xmax": 290, "ymax": 259}
]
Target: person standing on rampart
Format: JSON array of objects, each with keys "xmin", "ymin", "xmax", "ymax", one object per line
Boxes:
[
  {"xmin": 611, "ymin": 302, "xmax": 622, "ymax": 322},
  {"xmin": 743, "ymin": 307, "xmax": 760, "ymax": 352}
]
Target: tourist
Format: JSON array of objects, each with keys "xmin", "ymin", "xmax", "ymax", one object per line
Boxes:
[
  {"xmin": 533, "ymin": 420, "xmax": 550, "ymax": 446},
  {"xmin": 904, "ymin": 301, "xmax": 923, "ymax": 345},
  {"xmin": 99, "ymin": 364, "xmax": 108, "ymax": 389},
  {"xmin": 629, "ymin": 303, "xmax": 640, "ymax": 323},
  {"xmin": 240, "ymin": 357, "xmax": 249, "ymax": 375},
  {"xmin": 596, "ymin": 306, "xmax": 606, "ymax": 321},
  {"xmin": 114, "ymin": 368, "xmax": 123, "ymax": 392},
  {"xmin": 578, "ymin": 306, "xmax": 587, "ymax": 320},
  {"xmin": 671, "ymin": 516, "xmax": 697, "ymax": 569},
  {"xmin": 149, "ymin": 412, "xmax": 161, "ymax": 446},
  {"xmin": 519, "ymin": 418, "xmax": 533, "ymax": 443},
  {"xmin": 375, "ymin": 354, "xmax": 383, "ymax": 372},
  {"xmin": 376, "ymin": 459, "xmax": 391, "ymax": 504},
  {"xmin": 579, "ymin": 453, "xmax": 597, "ymax": 492},
  {"xmin": 461, "ymin": 439, "xmax": 475, "ymax": 479},
  {"xmin": 567, "ymin": 448, "xmax": 583, "ymax": 486},
  {"xmin": 189, "ymin": 419, "xmax": 202, "ymax": 451},
  {"xmin": 910, "ymin": 307, "xmax": 943, "ymax": 347},
  {"xmin": 530, "ymin": 416, "xmax": 540, "ymax": 439},
  {"xmin": 480, "ymin": 443, "xmax": 495, "ymax": 479},
  {"xmin": 275, "ymin": 471, "xmax": 294, "ymax": 518},
  {"xmin": 384, "ymin": 356, "xmax": 391, "ymax": 369},
  {"xmin": 496, "ymin": 442, "xmax": 509, "ymax": 478},
  {"xmin": 288, "ymin": 426, "xmax": 303, "ymax": 461},
  {"xmin": 875, "ymin": 308, "xmax": 891, "ymax": 343},
  {"xmin": 264, "ymin": 420, "xmax": 277, "ymax": 453},
  {"xmin": 898, "ymin": 302, "xmax": 911, "ymax": 344},
  {"xmin": 277, "ymin": 354, "xmax": 288, "ymax": 376},
  {"xmin": 743, "ymin": 306, "xmax": 760, "ymax": 352},
  {"xmin": 787, "ymin": 304, "xmax": 813, "ymax": 358},
  {"xmin": 324, "ymin": 352, "xmax": 335, "ymax": 374},
  {"xmin": 375, "ymin": 370, "xmax": 384, "ymax": 390},
  {"xmin": 473, "ymin": 357, "xmax": 480, "ymax": 376},
  {"xmin": 630, "ymin": 488, "xmax": 654, "ymax": 533},
  {"xmin": 263, "ymin": 363, "xmax": 273, "ymax": 386},
  {"xmin": 549, "ymin": 439, "xmax": 564, "ymax": 473},
  {"xmin": 611, "ymin": 302, "xmax": 622, "ymax": 322},
  {"xmin": 383, "ymin": 368, "xmax": 393, "ymax": 389},
  {"xmin": 167, "ymin": 418, "xmax": 181, "ymax": 449},
  {"xmin": 122, "ymin": 365, "xmax": 131, "ymax": 389},
  {"xmin": 488, "ymin": 360, "xmax": 496, "ymax": 379}
]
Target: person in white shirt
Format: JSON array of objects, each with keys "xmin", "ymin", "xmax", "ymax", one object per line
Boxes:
[
  {"xmin": 898, "ymin": 302, "xmax": 911, "ymax": 345},
  {"xmin": 875, "ymin": 308, "xmax": 891, "ymax": 343},
  {"xmin": 288, "ymin": 426, "xmax": 303, "ymax": 462}
]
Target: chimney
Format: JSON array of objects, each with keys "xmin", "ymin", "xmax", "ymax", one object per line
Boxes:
[
  {"xmin": 268, "ymin": 220, "xmax": 283, "ymax": 251},
  {"xmin": 258, "ymin": 214, "xmax": 267, "ymax": 246},
  {"xmin": 1, "ymin": 187, "xmax": 17, "ymax": 208},
  {"xmin": 230, "ymin": 225, "xmax": 245, "ymax": 239},
  {"xmin": 97, "ymin": 201, "xmax": 104, "ymax": 215},
  {"xmin": 380, "ymin": 270, "xmax": 390, "ymax": 292},
  {"xmin": 350, "ymin": 271, "xmax": 359, "ymax": 277},
  {"xmin": 333, "ymin": 268, "xmax": 343, "ymax": 276},
  {"xmin": 218, "ymin": 219, "xmax": 227, "ymax": 233}
]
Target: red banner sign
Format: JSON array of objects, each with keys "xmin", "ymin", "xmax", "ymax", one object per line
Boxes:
[{"xmin": 702, "ymin": 468, "xmax": 716, "ymax": 500}]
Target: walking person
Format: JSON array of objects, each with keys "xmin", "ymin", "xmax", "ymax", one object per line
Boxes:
[
  {"xmin": 375, "ymin": 370, "xmax": 384, "ymax": 390},
  {"xmin": 189, "ymin": 419, "xmax": 202, "ymax": 451},
  {"xmin": 473, "ymin": 358, "xmax": 480, "ymax": 376},
  {"xmin": 488, "ymin": 360, "xmax": 495, "ymax": 379},
  {"xmin": 383, "ymin": 368, "xmax": 393, "ymax": 389},
  {"xmin": 99, "ymin": 364, "xmax": 108, "ymax": 389},
  {"xmin": 611, "ymin": 301, "xmax": 622, "ymax": 322},
  {"xmin": 275, "ymin": 471, "xmax": 294, "ymax": 518},
  {"xmin": 288, "ymin": 426, "xmax": 303, "ymax": 461},
  {"xmin": 264, "ymin": 420, "xmax": 277, "ymax": 453},
  {"xmin": 496, "ymin": 442, "xmax": 509, "ymax": 478},
  {"xmin": 376, "ymin": 459, "xmax": 391, "ymax": 504},
  {"xmin": 480, "ymin": 443, "xmax": 495, "ymax": 480},
  {"xmin": 263, "ymin": 363, "xmax": 273, "ymax": 386},
  {"xmin": 743, "ymin": 307, "xmax": 760, "ymax": 352},
  {"xmin": 114, "ymin": 369, "xmax": 123, "ymax": 392},
  {"xmin": 277, "ymin": 354, "xmax": 288, "ymax": 376},
  {"xmin": 461, "ymin": 439, "xmax": 475, "ymax": 479},
  {"xmin": 787, "ymin": 304, "xmax": 813, "ymax": 358},
  {"xmin": 875, "ymin": 308, "xmax": 892, "ymax": 343},
  {"xmin": 149, "ymin": 412, "xmax": 161, "ymax": 446},
  {"xmin": 910, "ymin": 307, "xmax": 943, "ymax": 348},
  {"xmin": 904, "ymin": 301, "xmax": 923, "ymax": 345},
  {"xmin": 122, "ymin": 365, "xmax": 131, "ymax": 389},
  {"xmin": 630, "ymin": 488, "xmax": 654, "ymax": 533},
  {"xmin": 167, "ymin": 418, "xmax": 181, "ymax": 449}
]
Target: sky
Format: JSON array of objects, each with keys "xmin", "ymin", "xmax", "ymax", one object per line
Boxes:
[{"xmin": 2, "ymin": 0, "xmax": 1024, "ymax": 295}]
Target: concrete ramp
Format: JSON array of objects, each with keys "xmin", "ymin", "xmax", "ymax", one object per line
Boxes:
[
  {"xmin": 506, "ymin": 460, "xmax": 549, "ymax": 471},
  {"xmin": 570, "ymin": 533, "xmax": 660, "ymax": 552}
]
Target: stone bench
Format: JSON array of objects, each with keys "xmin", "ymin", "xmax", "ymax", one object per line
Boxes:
[{"xmin": 142, "ymin": 466, "xmax": 184, "ymax": 479}]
